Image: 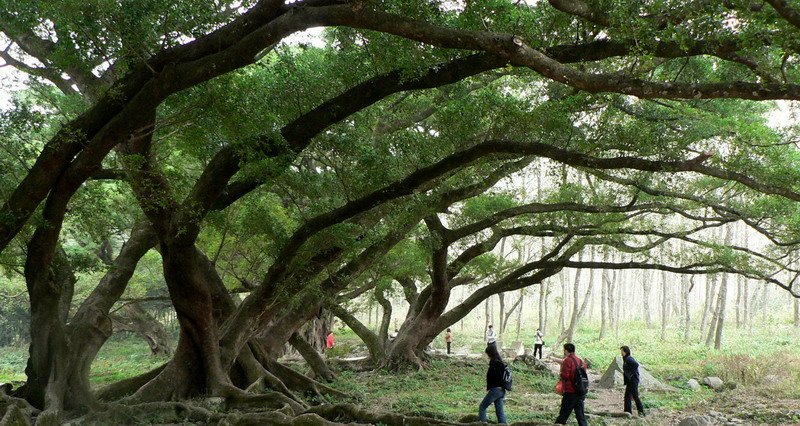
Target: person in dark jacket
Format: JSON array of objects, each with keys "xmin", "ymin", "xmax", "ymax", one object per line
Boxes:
[
  {"xmin": 620, "ymin": 345, "xmax": 645, "ymax": 417},
  {"xmin": 478, "ymin": 344, "xmax": 507, "ymax": 424},
  {"xmin": 550, "ymin": 343, "xmax": 588, "ymax": 426}
]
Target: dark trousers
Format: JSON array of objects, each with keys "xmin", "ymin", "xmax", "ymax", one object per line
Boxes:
[
  {"xmin": 447, "ymin": 342, "xmax": 451, "ymax": 354},
  {"xmin": 555, "ymin": 393, "xmax": 588, "ymax": 426},
  {"xmin": 533, "ymin": 344, "xmax": 543, "ymax": 359},
  {"xmin": 624, "ymin": 381, "xmax": 645, "ymax": 415}
]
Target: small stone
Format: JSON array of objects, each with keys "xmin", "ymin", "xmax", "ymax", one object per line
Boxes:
[
  {"xmin": 702, "ymin": 376, "xmax": 724, "ymax": 389},
  {"xmin": 709, "ymin": 410, "xmax": 724, "ymax": 418},
  {"xmin": 686, "ymin": 379, "xmax": 701, "ymax": 391}
]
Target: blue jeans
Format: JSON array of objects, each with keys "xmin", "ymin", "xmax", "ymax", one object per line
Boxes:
[{"xmin": 479, "ymin": 387, "xmax": 506, "ymax": 424}]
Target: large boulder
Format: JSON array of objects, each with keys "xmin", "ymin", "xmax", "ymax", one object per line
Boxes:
[
  {"xmin": 598, "ymin": 357, "xmax": 678, "ymax": 391},
  {"xmin": 678, "ymin": 415, "xmax": 715, "ymax": 426},
  {"xmin": 701, "ymin": 376, "xmax": 724, "ymax": 389}
]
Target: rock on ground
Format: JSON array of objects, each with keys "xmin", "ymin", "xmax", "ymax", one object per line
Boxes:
[
  {"xmin": 598, "ymin": 357, "xmax": 678, "ymax": 391},
  {"xmin": 701, "ymin": 376, "xmax": 724, "ymax": 389},
  {"xmin": 678, "ymin": 414, "xmax": 715, "ymax": 426}
]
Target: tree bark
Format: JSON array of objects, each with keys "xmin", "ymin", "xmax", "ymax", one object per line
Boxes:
[
  {"xmin": 642, "ymin": 270, "xmax": 653, "ymax": 328},
  {"xmin": 539, "ymin": 281, "xmax": 548, "ymax": 334},
  {"xmin": 682, "ymin": 274, "xmax": 691, "ymax": 342},
  {"xmin": 111, "ymin": 302, "xmax": 173, "ymax": 356},
  {"xmin": 516, "ymin": 290, "xmax": 524, "ymax": 339},
  {"xmin": 375, "ymin": 286, "xmax": 393, "ymax": 344},
  {"xmin": 700, "ymin": 274, "xmax": 716, "ymax": 342},
  {"xmin": 714, "ymin": 272, "xmax": 729, "ymax": 350},
  {"xmin": 288, "ymin": 333, "xmax": 336, "ymax": 382},
  {"xmin": 660, "ymin": 269, "xmax": 669, "ymax": 340},
  {"xmin": 599, "ymin": 251, "xmax": 609, "ymax": 340},
  {"xmin": 328, "ymin": 304, "xmax": 386, "ymax": 363}
]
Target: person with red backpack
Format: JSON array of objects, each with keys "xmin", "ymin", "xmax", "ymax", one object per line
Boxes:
[{"xmin": 550, "ymin": 343, "xmax": 589, "ymax": 426}]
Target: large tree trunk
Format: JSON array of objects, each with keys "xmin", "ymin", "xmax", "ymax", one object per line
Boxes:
[
  {"xmin": 19, "ymin": 245, "xmax": 77, "ymax": 412},
  {"xmin": 130, "ymin": 243, "xmax": 231, "ymax": 401}
]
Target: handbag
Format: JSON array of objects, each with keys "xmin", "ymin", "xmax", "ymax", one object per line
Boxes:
[{"xmin": 554, "ymin": 379, "xmax": 564, "ymax": 395}]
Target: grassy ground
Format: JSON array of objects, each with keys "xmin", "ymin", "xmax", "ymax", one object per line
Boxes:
[{"xmin": 1, "ymin": 323, "xmax": 799, "ymax": 424}]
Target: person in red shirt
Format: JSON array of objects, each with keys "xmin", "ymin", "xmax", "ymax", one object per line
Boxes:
[
  {"xmin": 550, "ymin": 343, "xmax": 588, "ymax": 426},
  {"xmin": 326, "ymin": 332, "xmax": 334, "ymax": 350}
]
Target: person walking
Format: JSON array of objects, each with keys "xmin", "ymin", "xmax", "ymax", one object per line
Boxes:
[
  {"xmin": 621, "ymin": 345, "xmax": 646, "ymax": 417},
  {"xmin": 478, "ymin": 344, "xmax": 508, "ymax": 424},
  {"xmin": 486, "ymin": 325, "xmax": 498, "ymax": 348},
  {"xmin": 445, "ymin": 328, "xmax": 453, "ymax": 354},
  {"xmin": 550, "ymin": 343, "xmax": 588, "ymax": 426},
  {"xmin": 533, "ymin": 329, "xmax": 544, "ymax": 359}
]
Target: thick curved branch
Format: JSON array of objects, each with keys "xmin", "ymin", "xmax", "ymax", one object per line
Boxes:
[
  {"xmin": 307, "ymin": 6, "xmax": 800, "ymax": 100},
  {"xmin": 763, "ymin": 0, "xmax": 800, "ymax": 29},
  {"xmin": 547, "ymin": 0, "xmax": 610, "ymax": 26},
  {"xmin": 0, "ymin": 0, "xmax": 337, "ymax": 253}
]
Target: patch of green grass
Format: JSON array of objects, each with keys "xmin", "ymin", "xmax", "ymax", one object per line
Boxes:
[
  {"xmin": 329, "ymin": 357, "xmax": 565, "ymax": 422},
  {"xmin": 0, "ymin": 344, "xmax": 27, "ymax": 383},
  {"xmin": 89, "ymin": 333, "xmax": 171, "ymax": 387}
]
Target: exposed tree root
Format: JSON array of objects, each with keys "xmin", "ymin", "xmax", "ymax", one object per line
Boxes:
[
  {"xmin": 61, "ymin": 399, "xmax": 353, "ymax": 426},
  {"xmin": 67, "ymin": 401, "xmax": 224, "ymax": 425},
  {"xmin": 95, "ymin": 363, "xmax": 166, "ymax": 402},
  {"xmin": 266, "ymin": 361, "xmax": 350, "ymax": 401},
  {"xmin": 0, "ymin": 393, "xmax": 39, "ymax": 420},
  {"xmin": 224, "ymin": 411, "xmax": 349, "ymax": 426},
  {"xmin": 244, "ymin": 373, "xmax": 307, "ymax": 409},
  {"xmin": 327, "ymin": 357, "xmax": 375, "ymax": 372},
  {"xmin": 224, "ymin": 391, "xmax": 306, "ymax": 415},
  {"xmin": 0, "ymin": 404, "xmax": 32, "ymax": 426},
  {"xmin": 303, "ymin": 403, "xmax": 460, "ymax": 426}
]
